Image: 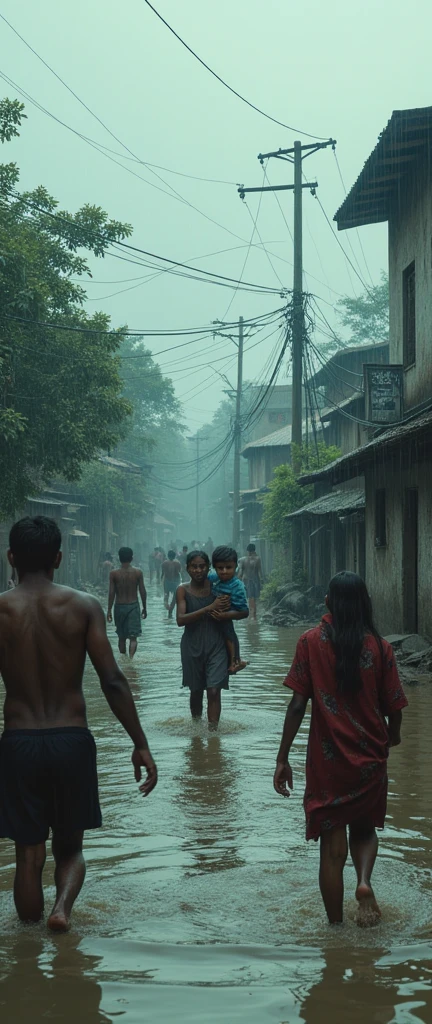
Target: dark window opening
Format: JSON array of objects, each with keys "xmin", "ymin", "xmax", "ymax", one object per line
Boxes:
[
  {"xmin": 375, "ymin": 489, "xmax": 386, "ymax": 548},
  {"xmin": 403, "ymin": 261, "xmax": 416, "ymax": 368}
]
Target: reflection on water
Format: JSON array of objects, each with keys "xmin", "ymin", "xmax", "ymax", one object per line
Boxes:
[{"xmin": 0, "ymin": 586, "xmax": 431, "ymax": 1022}]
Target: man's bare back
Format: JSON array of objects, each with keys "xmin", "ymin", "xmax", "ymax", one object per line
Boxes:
[
  {"xmin": 0, "ymin": 579, "xmax": 97, "ymax": 730},
  {"xmin": 107, "ymin": 555, "xmax": 147, "ymax": 657},
  {"xmin": 109, "ymin": 565, "xmax": 146, "ymax": 604},
  {"xmin": 0, "ymin": 516, "xmax": 157, "ymax": 933}
]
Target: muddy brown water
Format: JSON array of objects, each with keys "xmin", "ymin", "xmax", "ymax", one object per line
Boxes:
[{"xmin": 0, "ymin": 586, "xmax": 431, "ymax": 1023}]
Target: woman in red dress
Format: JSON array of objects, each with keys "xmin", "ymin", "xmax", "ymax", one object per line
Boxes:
[{"xmin": 274, "ymin": 572, "xmax": 408, "ymax": 927}]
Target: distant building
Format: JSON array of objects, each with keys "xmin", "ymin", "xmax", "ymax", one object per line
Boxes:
[{"xmin": 299, "ymin": 105, "xmax": 432, "ymax": 636}]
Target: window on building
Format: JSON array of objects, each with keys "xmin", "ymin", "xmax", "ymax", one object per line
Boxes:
[
  {"xmin": 375, "ymin": 489, "xmax": 387, "ymax": 548},
  {"xmin": 403, "ymin": 261, "xmax": 416, "ymax": 368}
]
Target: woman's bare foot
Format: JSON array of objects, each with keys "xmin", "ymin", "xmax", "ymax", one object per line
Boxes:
[
  {"xmin": 228, "ymin": 659, "xmax": 248, "ymax": 674},
  {"xmin": 355, "ymin": 883, "xmax": 381, "ymax": 927},
  {"xmin": 47, "ymin": 909, "xmax": 71, "ymax": 933}
]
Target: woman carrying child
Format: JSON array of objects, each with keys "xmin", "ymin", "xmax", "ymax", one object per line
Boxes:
[
  {"xmin": 176, "ymin": 549, "xmax": 248, "ymax": 729},
  {"xmin": 274, "ymin": 571, "xmax": 407, "ymax": 927}
]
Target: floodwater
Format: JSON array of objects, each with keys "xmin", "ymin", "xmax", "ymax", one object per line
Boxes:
[{"xmin": 0, "ymin": 587, "xmax": 431, "ymax": 1023}]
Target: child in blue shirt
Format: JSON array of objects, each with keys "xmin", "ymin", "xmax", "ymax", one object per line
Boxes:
[{"xmin": 208, "ymin": 545, "xmax": 249, "ymax": 673}]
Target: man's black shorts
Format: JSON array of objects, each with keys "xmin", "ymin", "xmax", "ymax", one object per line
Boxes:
[{"xmin": 0, "ymin": 727, "xmax": 102, "ymax": 845}]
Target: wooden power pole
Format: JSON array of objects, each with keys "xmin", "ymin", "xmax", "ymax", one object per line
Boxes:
[
  {"xmin": 239, "ymin": 139, "xmax": 335, "ymax": 576},
  {"xmin": 232, "ymin": 316, "xmax": 244, "ymax": 549}
]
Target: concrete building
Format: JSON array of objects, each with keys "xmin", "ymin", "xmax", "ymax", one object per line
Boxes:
[{"xmin": 299, "ymin": 105, "xmax": 432, "ymax": 636}]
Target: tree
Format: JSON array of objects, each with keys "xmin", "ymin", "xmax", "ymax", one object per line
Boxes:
[
  {"xmin": 336, "ymin": 272, "xmax": 389, "ymax": 346},
  {"xmin": 117, "ymin": 336, "xmax": 183, "ymax": 465},
  {"xmin": 260, "ymin": 443, "xmax": 341, "ymax": 547},
  {"xmin": 0, "ymin": 99, "xmax": 133, "ymax": 516}
]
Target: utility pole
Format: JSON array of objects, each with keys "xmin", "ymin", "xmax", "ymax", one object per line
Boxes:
[
  {"xmin": 238, "ymin": 138, "xmax": 335, "ymax": 473},
  {"xmin": 195, "ymin": 433, "xmax": 200, "ymax": 542},
  {"xmin": 292, "ymin": 140, "xmax": 303, "ymax": 473},
  {"xmin": 232, "ymin": 316, "xmax": 244, "ymax": 549},
  {"xmin": 188, "ymin": 433, "xmax": 208, "ymax": 542},
  {"xmin": 238, "ymin": 138, "xmax": 336, "ymax": 573}
]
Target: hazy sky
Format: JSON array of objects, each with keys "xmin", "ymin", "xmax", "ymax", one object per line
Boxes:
[{"xmin": 3, "ymin": 0, "xmax": 432, "ymax": 428}]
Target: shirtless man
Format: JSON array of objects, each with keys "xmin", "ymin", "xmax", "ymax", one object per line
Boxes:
[
  {"xmin": 161, "ymin": 549, "xmax": 182, "ymax": 617},
  {"xmin": 107, "ymin": 547, "xmax": 147, "ymax": 658},
  {"xmin": 0, "ymin": 516, "xmax": 157, "ymax": 932},
  {"xmin": 238, "ymin": 543, "xmax": 263, "ymax": 621}
]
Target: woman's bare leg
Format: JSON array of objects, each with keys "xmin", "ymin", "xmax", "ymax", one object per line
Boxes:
[
  {"xmin": 206, "ymin": 687, "xmax": 221, "ymax": 731},
  {"xmin": 190, "ymin": 690, "xmax": 203, "ymax": 720},
  {"xmin": 319, "ymin": 826, "xmax": 348, "ymax": 924},
  {"xmin": 349, "ymin": 821, "xmax": 381, "ymax": 926}
]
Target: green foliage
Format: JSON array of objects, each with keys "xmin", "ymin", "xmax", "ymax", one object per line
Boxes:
[
  {"xmin": 337, "ymin": 272, "xmax": 389, "ymax": 346},
  {"xmin": 0, "ymin": 99, "xmax": 134, "ymax": 517},
  {"xmin": 118, "ymin": 336, "xmax": 182, "ymax": 463},
  {"xmin": 78, "ymin": 462, "xmax": 146, "ymax": 532},
  {"xmin": 259, "ymin": 443, "xmax": 341, "ymax": 546},
  {"xmin": 0, "ymin": 99, "xmax": 26, "ymax": 144},
  {"xmin": 260, "ymin": 563, "xmax": 289, "ymax": 606}
]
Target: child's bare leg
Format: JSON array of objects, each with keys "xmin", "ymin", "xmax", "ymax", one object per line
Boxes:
[
  {"xmin": 129, "ymin": 637, "xmax": 138, "ymax": 658},
  {"xmin": 226, "ymin": 637, "xmax": 247, "ymax": 674},
  {"xmin": 319, "ymin": 826, "xmax": 347, "ymax": 924},
  {"xmin": 349, "ymin": 821, "xmax": 380, "ymax": 927},
  {"xmin": 226, "ymin": 637, "xmax": 237, "ymax": 673}
]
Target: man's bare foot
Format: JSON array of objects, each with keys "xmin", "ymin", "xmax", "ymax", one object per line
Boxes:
[
  {"xmin": 47, "ymin": 910, "xmax": 71, "ymax": 933},
  {"xmin": 355, "ymin": 883, "xmax": 381, "ymax": 927}
]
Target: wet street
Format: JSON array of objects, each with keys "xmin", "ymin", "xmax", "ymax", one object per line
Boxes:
[{"xmin": 0, "ymin": 585, "xmax": 431, "ymax": 1023}]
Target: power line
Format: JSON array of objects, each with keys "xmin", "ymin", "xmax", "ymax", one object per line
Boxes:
[
  {"xmin": 4, "ymin": 188, "xmax": 284, "ymax": 296},
  {"xmin": 141, "ymin": 0, "xmax": 328, "ymax": 140},
  {"xmin": 0, "ymin": 66, "xmax": 249, "ymax": 247},
  {"xmin": 313, "ymin": 193, "xmax": 371, "ymax": 294},
  {"xmin": 333, "ymin": 149, "xmax": 374, "ymax": 288}
]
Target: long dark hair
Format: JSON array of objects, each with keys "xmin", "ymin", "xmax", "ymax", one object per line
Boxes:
[{"xmin": 326, "ymin": 571, "xmax": 381, "ymax": 696}]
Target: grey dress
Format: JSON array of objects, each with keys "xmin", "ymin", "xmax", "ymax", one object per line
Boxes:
[{"xmin": 181, "ymin": 590, "xmax": 229, "ymax": 692}]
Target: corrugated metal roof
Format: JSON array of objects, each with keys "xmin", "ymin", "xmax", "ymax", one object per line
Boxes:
[
  {"xmin": 99, "ymin": 455, "xmax": 141, "ymax": 474},
  {"xmin": 321, "ymin": 393, "xmax": 364, "ymax": 419},
  {"xmin": 154, "ymin": 513, "xmax": 175, "ymax": 527},
  {"xmin": 335, "ymin": 106, "xmax": 432, "ymax": 230},
  {"xmin": 241, "ymin": 424, "xmax": 292, "ymax": 455},
  {"xmin": 299, "ymin": 408, "xmax": 432, "ymax": 486},
  {"xmin": 286, "ymin": 489, "xmax": 365, "ymax": 519}
]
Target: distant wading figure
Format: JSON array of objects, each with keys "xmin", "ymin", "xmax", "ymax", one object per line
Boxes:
[
  {"xmin": 107, "ymin": 547, "xmax": 147, "ymax": 658},
  {"xmin": 274, "ymin": 571, "xmax": 408, "ymax": 927},
  {"xmin": 161, "ymin": 549, "xmax": 182, "ymax": 617},
  {"xmin": 176, "ymin": 551, "xmax": 232, "ymax": 730},
  {"xmin": 0, "ymin": 516, "xmax": 157, "ymax": 932},
  {"xmin": 238, "ymin": 543, "xmax": 263, "ymax": 621}
]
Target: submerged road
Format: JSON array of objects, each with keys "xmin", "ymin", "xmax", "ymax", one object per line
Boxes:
[{"xmin": 0, "ymin": 584, "xmax": 431, "ymax": 1023}]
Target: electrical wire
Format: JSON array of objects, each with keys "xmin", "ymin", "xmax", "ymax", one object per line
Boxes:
[
  {"xmin": 333, "ymin": 149, "xmax": 374, "ymax": 288},
  {"xmin": 0, "ymin": 26, "xmax": 252, "ymax": 244},
  {"xmin": 313, "ymin": 193, "xmax": 371, "ymax": 294},
  {"xmin": 3, "ymin": 188, "xmax": 284, "ymax": 296},
  {"xmin": 141, "ymin": 0, "xmax": 328, "ymax": 139}
]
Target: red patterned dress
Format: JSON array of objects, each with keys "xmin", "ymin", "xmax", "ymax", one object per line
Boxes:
[{"xmin": 284, "ymin": 614, "xmax": 408, "ymax": 841}]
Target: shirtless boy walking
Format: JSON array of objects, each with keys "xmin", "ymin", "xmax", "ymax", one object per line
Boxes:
[
  {"xmin": 107, "ymin": 546, "xmax": 147, "ymax": 658},
  {"xmin": 0, "ymin": 516, "xmax": 157, "ymax": 932}
]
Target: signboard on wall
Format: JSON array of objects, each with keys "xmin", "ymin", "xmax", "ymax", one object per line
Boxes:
[{"xmin": 364, "ymin": 364, "xmax": 403, "ymax": 424}]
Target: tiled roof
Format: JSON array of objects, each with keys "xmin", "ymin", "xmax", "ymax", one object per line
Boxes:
[{"xmin": 286, "ymin": 489, "xmax": 365, "ymax": 519}]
